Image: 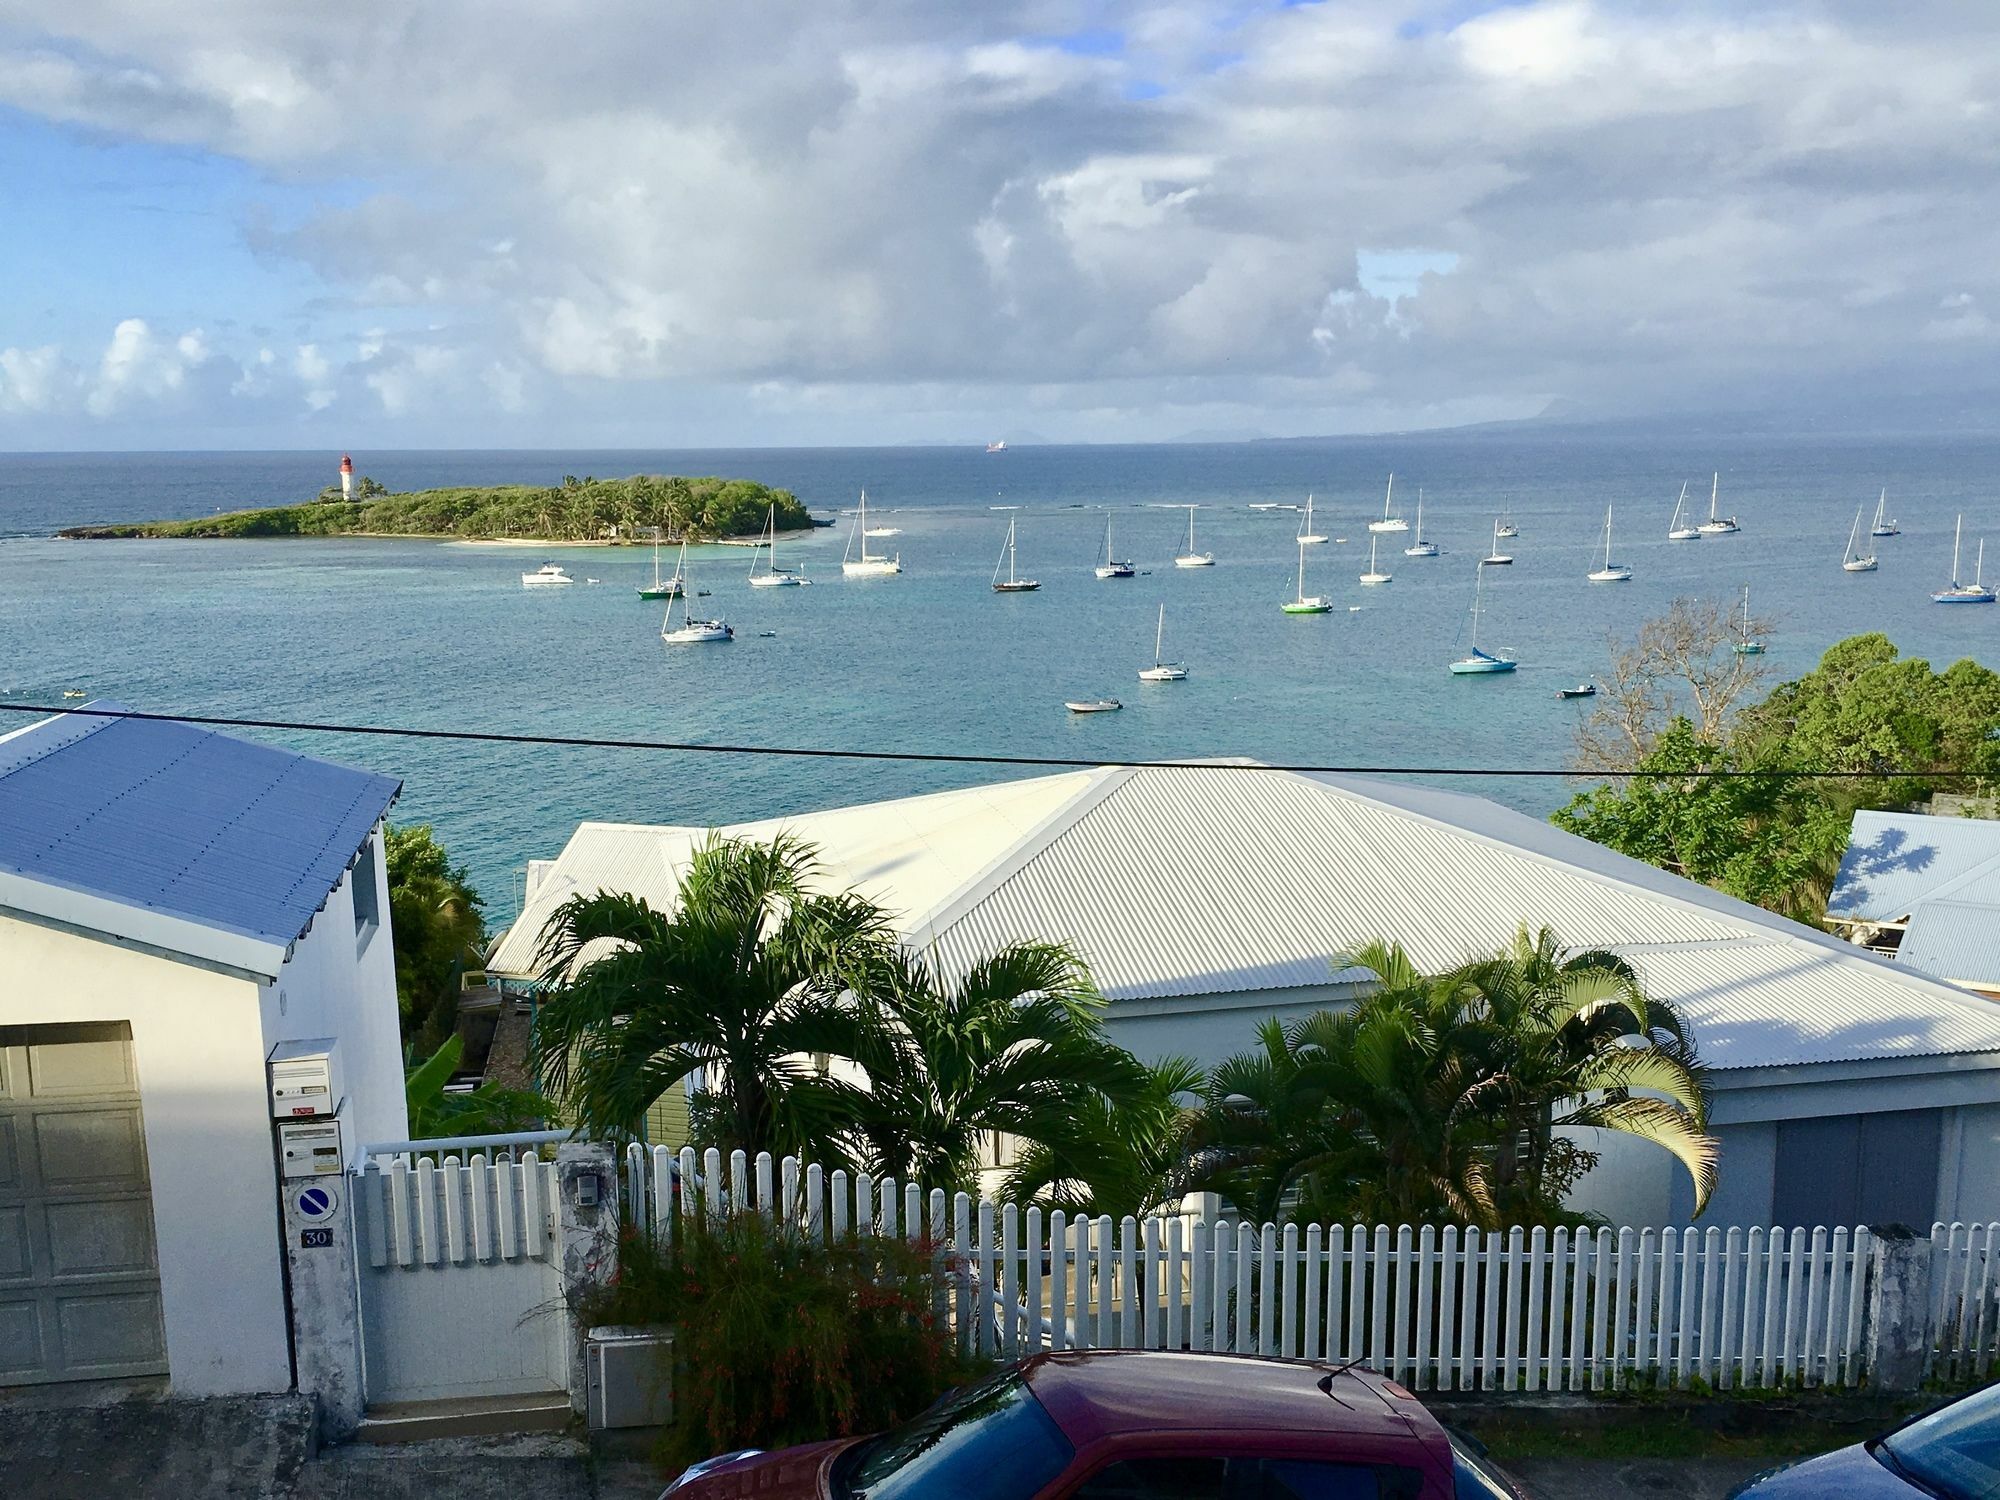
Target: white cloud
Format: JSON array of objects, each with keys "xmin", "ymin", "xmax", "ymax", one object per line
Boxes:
[{"xmin": 0, "ymin": 344, "xmax": 76, "ymax": 413}]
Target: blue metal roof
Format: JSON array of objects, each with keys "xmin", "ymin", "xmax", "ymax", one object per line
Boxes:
[
  {"xmin": 0, "ymin": 704, "xmax": 400, "ymax": 962},
  {"xmin": 1827, "ymin": 810, "xmax": 2000, "ymax": 921},
  {"xmin": 1900, "ymin": 899, "xmax": 2000, "ymax": 988}
]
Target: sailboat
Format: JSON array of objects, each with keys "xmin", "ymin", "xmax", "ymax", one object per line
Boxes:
[
  {"xmin": 1359, "ymin": 535, "xmax": 1392, "ymax": 585},
  {"xmin": 1297, "ymin": 494, "xmax": 1328, "ymax": 545},
  {"xmin": 1495, "ymin": 517, "xmax": 1518, "ymax": 539},
  {"xmin": 1731, "ymin": 585, "xmax": 1765, "ymax": 654},
  {"xmin": 636, "ymin": 528, "xmax": 684, "ymax": 598},
  {"xmin": 1697, "ymin": 473, "xmax": 1741, "ymax": 535},
  {"xmin": 1174, "ymin": 506, "xmax": 1214, "ymax": 567},
  {"xmin": 748, "ymin": 503, "xmax": 806, "ymax": 587},
  {"xmin": 1870, "ymin": 489, "xmax": 1900, "ymax": 538},
  {"xmin": 841, "ymin": 490, "xmax": 902, "ymax": 576},
  {"xmin": 1094, "ymin": 517, "xmax": 1135, "ymax": 578},
  {"xmin": 1841, "ymin": 505, "xmax": 1878, "ymax": 573},
  {"xmin": 1404, "ymin": 491, "xmax": 1438, "ymax": 557},
  {"xmin": 1449, "ymin": 564, "xmax": 1516, "ymax": 675},
  {"xmin": 1137, "ymin": 604, "xmax": 1188, "ymax": 680},
  {"xmin": 1933, "ymin": 515, "xmax": 1996, "ymax": 603},
  {"xmin": 992, "ymin": 516, "xmax": 1041, "ymax": 592},
  {"xmin": 1367, "ymin": 473, "xmax": 1409, "ymax": 533},
  {"xmin": 1482, "ymin": 518, "xmax": 1513, "ymax": 566},
  {"xmin": 660, "ymin": 544, "xmax": 731, "ymax": 642},
  {"xmin": 1667, "ymin": 482, "xmax": 1701, "ymax": 542},
  {"xmin": 1281, "ymin": 538, "xmax": 1332, "ymax": 613},
  {"xmin": 1588, "ymin": 505, "xmax": 1632, "ymax": 582}
]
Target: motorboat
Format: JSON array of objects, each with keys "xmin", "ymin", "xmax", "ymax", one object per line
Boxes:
[
  {"xmin": 1556, "ymin": 684, "xmax": 1597, "ymax": 700},
  {"xmin": 522, "ymin": 563, "xmax": 575, "ymax": 587},
  {"xmin": 1065, "ymin": 698, "xmax": 1122, "ymax": 714}
]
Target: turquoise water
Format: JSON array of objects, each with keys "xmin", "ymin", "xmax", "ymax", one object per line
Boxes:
[{"xmin": 3, "ymin": 435, "xmax": 1996, "ymax": 922}]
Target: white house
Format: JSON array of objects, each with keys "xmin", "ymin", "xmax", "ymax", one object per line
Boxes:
[
  {"xmin": 1827, "ymin": 808, "xmax": 2000, "ymax": 1000},
  {"xmin": 489, "ymin": 762, "xmax": 2000, "ymax": 1232},
  {"xmin": 0, "ymin": 704, "xmax": 405, "ymax": 1394}
]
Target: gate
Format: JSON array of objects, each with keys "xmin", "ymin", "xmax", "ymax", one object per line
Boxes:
[{"xmin": 351, "ymin": 1151, "xmax": 569, "ymax": 1404}]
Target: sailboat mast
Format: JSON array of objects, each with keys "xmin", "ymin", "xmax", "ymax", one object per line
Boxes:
[
  {"xmin": 1297, "ymin": 541, "xmax": 1305, "ymax": 599},
  {"xmin": 1154, "ymin": 603, "xmax": 1165, "ymax": 664},
  {"xmin": 1710, "ymin": 473, "xmax": 1719, "ymax": 522},
  {"xmin": 1955, "ymin": 515, "xmax": 1964, "ymax": 582},
  {"xmin": 1470, "ymin": 565, "xmax": 1483, "ymax": 650},
  {"xmin": 1383, "ymin": 473, "xmax": 1395, "ymax": 520}
]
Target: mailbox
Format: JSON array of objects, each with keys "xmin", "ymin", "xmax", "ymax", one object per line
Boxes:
[
  {"xmin": 278, "ymin": 1116, "xmax": 345, "ymax": 1178},
  {"xmin": 268, "ymin": 1038, "xmax": 342, "ymax": 1119}
]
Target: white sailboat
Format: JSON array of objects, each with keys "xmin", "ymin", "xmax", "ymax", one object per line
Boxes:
[
  {"xmin": 992, "ymin": 516, "xmax": 1041, "ymax": 592},
  {"xmin": 1697, "ymin": 472, "xmax": 1741, "ymax": 535},
  {"xmin": 1870, "ymin": 489, "xmax": 1900, "ymax": 538},
  {"xmin": 1404, "ymin": 490, "xmax": 1438, "ymax": 556},
  {"xmin": 1367, "ymin": 473, "xmax": 1409, "ymax": 532},
  {"xmin": 1667, "ymin": 482, "xmax": 1701, "ymax": 541},
  {"xmin": 1933, "ymin": 515, "xmax": 1996, "ymax": 604},
  {"xmin": 1095, "ymin": 517, "xmax": 1135, "ymax": 578},
  {"xmin": 636, "ymin": 529, "xmax": 684, "ymax": 598},
  {"xmin": 1449, "ymin": 563, "xmax": 1516, "ymax": 675},
  {"xmin": 1587, "ymin": 505, "xmax": 1632, "ymax": 582},
  {"xmin": 1359, "ymin": 535, "xmax": 1392, "ymax": 585},
  {"xmin": 1297, "ymin": 494, "xmax": 1328, "ymax": 545},
  {"xmin": 1174, "ymin": 506, "xmax": 1214, "ymax": 567},
  {"xmin": 661, "ymin": 544, "xmax": 732, "ymax": 642},
  {"xmin": 1137, "ymin": 603, "xmax": 1188, "ymax": 680},
  {"xmin": 1281, "ymin": 538, "xmax": 1332, "ymax": 613},
  {"xmin": 841, "ymin": 490, "xmax": 902, "ymax": 576},
  {"xmin": 1841, "ymin": 505, "xmax": 1878, "ymax": 573},
  {"xmin": 1481, "ymin": 518, "xmax": 1513, "ymax": 566},
  {"xmin": 1731, "ymin": 585, "xmax": 1765, "ymax": 654},
  {"xmin": 748, "ymin": 503, "xmax": 806, "ymax": 587},
  {"xmin": 1495, "ymin": 517, "xmax": 1518, "ymax": 539}
]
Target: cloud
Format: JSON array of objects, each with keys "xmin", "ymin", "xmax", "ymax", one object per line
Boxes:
[{"xmin": 3, "ymin": 1, "xmax": 2000, "ymax": 440}]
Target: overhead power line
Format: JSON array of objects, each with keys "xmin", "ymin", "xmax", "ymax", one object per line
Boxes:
[{"xmin": 0, "ymin": 701, "xmax": 1990, "ymax": 782}]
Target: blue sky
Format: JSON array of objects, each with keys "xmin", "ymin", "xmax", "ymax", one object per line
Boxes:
[{"xmin": 0, "ymin": 2, "xmax": 1995, "ymax": 447}]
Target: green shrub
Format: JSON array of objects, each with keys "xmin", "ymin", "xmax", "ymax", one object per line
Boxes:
[{"xmin": 588, "ymin": 1211, "xmax": 989, "ymax": 1470}]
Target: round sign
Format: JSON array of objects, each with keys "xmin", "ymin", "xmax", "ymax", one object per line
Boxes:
[{"xmin": 294, "ymin": 1183, "xmax": 340, "ymax": 1220}]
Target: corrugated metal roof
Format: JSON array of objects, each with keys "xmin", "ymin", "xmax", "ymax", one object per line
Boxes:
[
  {"xmin": 488, "ymin": 763, "xmax": 2000, "ymax": 1071},
  {"xmin": 1899, "ymin": 900, "xmax": 2000, "ymax": 988},
  {"xmin": 0, "ymin": 704, "xmax": 400, "ymax": 975},
  {"xmin": 1827, "ymin": 810, "xmax": 2000, "ymax": 921}
]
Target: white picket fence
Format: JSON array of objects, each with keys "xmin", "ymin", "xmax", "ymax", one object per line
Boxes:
[{"xmin": 619, "ymin": 1144, "xmax": 2000, "ymax": 1392}]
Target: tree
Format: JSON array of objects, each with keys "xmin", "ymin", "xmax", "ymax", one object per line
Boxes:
[
  {"xmin": 839, "ymin": 942, "xmax": 1148, "ymax": 1199},
  {"xmin": 1000, "ymin": 1056, "xmax": 1206, "ymax": 1220},
  {"xmin": 1571, "ymin": 596, "xmax": 1773, "ymax": 774},
  {"xmin": 529, "ymin": 833, "xmax": 890, "ymax": 1154},
  {"xmin": 385, "ymin": 824, "xmax": 487, "ymax": 1052},
  {"xmin": 404, "ymin": 1035, "xmax": 553, "ymax": 1138}
]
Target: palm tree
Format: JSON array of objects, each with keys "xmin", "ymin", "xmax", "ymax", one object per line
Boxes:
[
  {"xmin": 1001, "ymin": 1056, "xmax": 1205, "ymax": 1219},
  {"xmin": 840, "ymin": 943, "xmax": 1147, "ymax": 1199},
  {"xmin": 529, "ymin": 833, "xmax": 891, "ymax": 1156}
]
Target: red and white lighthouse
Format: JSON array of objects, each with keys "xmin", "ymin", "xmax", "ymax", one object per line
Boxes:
[{"xmin": 339, "ymin": 454, "xmax": 354, "ymax": 501}]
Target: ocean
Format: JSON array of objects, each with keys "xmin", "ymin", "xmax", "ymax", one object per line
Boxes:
[{"xmin": 3, "ymin": 433, "xmax": 1996, "ymax": 924}]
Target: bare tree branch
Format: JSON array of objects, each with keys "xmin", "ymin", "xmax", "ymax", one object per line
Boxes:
[{"xmin": 1571, "ymin": 597, "xmax": 1774, "ymax": 774}]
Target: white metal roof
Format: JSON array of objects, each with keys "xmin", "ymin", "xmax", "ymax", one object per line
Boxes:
[
  {"xmin": 489, "ymin": 764, "xmax": 2000, "ymax": 1073},
  {"xmin": 1827, "ymin": 810, "xmax": 2000, "ymax": 922}
]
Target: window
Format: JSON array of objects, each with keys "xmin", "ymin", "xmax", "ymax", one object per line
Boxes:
[
  {"xmin": 351, "ymin": 835, "xmax": 381, "ymax": 948},
  {"xmin": 834, "ymin": 1371, "xmax": 1073, "ymax": 1500},
  {"xmin": 1773, "ymin": 1109, "xmax": 1940, "ymax": 1227},
  {"xmin": 1072, "ymin": 1457, "xmax": 1423, "ymax": 1500}
]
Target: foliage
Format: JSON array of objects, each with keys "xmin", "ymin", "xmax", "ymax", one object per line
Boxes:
[
  {"xmin": 59, "ymin": 473, "xmax": 811, "ymax": 542},
  {"xmin": 315, "ymin": 475, "xmax": 388, "ymax": 502},
  {"xmin": 1190, "ymin": 931, "xmax": 1715, "ymax": 1229},
  {"xmin": 385, "ymin": 824, "xmax": 487, "ymax": 1052},
  {"xmin": 586, "ymin": 1210, "xmax": 983, "ymax": 1471},
  {"xmin": 1558, "ymin": 633, "xmax": 2000, "ymax": 919},
  {"xmin": 403, "ymin": 1035, "xmax": 554, "ymax": 1138},
  {"xmin": 1001, "ymin": 1056, "xmax": 1206, "ymax": 1220},
  {"xmin": 1571, "ymin": 595, "xmax": 1774, "ymax": 773}
]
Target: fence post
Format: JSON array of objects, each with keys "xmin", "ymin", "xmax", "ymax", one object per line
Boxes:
[
  {"xmin": 557, "ymin": 1141, "xmax": 620, "ymax": 1413},
  {"xmin": 1861, "ymin": 1223, "xmax": 1933, "ymax": 1391},
  {"xmin": 283, "ymin": 1173, "xmax": 367, "ymax": 1439}
]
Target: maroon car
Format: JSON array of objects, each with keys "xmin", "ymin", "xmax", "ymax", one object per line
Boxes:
[{"xmin": 663, "ymin": 1349, "xmax": 1530, "ymax": 1499}]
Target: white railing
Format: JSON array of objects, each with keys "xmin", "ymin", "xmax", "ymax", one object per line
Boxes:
[{"xmin": 615, "ymin": 1146, "xmax": 2000, "ymax": 1391}]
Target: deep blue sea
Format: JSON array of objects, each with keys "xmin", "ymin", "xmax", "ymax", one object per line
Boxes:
[{"xmin": 2, "ymin": 435, "xmax": 1995, "ymax": 923}]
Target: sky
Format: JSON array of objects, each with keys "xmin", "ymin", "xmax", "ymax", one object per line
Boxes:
[{"xmin": 1, "ymin": 1, "xmax": 1996, "ymax": 448}]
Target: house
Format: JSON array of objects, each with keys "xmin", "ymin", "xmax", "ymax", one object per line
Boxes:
[
  {"xmin": 489, "ymin": 762, "xmax": 2000, "ymax": 1232},
  {"xmin": 1827, "ymin": 808, "xmax": 2000, "ymax": 999},
  {"xmin": 0, "ymin": 704, "xmax": 405, "ymax": 1394}
]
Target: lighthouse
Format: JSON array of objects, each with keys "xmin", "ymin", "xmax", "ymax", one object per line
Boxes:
[{"xmin": 339, "ymin": 454, "xmax": 354, "ymax": 501}]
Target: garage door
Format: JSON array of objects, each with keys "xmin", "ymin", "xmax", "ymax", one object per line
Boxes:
[{"xmin": 0, "ymin": 1023, "xmax": 168, "ymax": 1384}]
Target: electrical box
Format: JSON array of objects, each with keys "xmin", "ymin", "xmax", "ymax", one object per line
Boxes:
[
  {"xmin": 586, "ymin": 1326, "xmax": 674, "ymax": 1430},
  {"xmin": 269, "ymin": 1038, "xmax": 342, "ymax": 1119},
  {"xmin": 278, "ymin": 1116, "xmax": 345, "ymax": 1178}
]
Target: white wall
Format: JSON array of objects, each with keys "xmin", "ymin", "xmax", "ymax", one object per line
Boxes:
[
  {"xmin": 0, "ymin": 912, "xmax": 292, "ymax": 1395},
  {"xmin": 258, "ymin": 826, "xmax": 408, "ymax": 1161},
  {"xmin": 1939, "ymin": 1102, "xmax": 2000, "ymax": 1225}
]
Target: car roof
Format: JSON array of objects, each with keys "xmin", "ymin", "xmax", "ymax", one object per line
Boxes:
[{"xmin": 1019, "ymin": 1351, "xmax": 1430, "ymax": 1448}]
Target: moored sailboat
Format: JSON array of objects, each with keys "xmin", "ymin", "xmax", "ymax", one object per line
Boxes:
[
  {"xmin": 992, "ymin": 516, "xmax": 1041, "ymax": 592},
  {"xmin": 636, "ymin": 529, "xmax": 684, "ymax": 598},
  {"xmin": 1587, "ymin": 505, "xmax": 1632, "ymax": 582},
  {"xmin": 1449, "ymin": 563, "xmax": 1516, "ymax": 675},
  {"xmin": 1933, "ymin": 515, "xmax": 1996, "ymax": 603},
  {"xmin": 1367, "ymin": 473, "xmax": 1409, "ymax": 533},
  {"xmin": 1281, "ymin": 538, "xmax": 1333, "ymax": 613},
  {"xmin": 1870, "ymin": 489, "xmax": 1900, "ymax": 538},
  {"xmin": 1731, "ymin": 585, "xmax": 1765, "ymax": 654},
  {"xmin": 1359, "ymin": 535, "xmax": 1392, "ymax": 585},
  {"xmin": 1095, "ymin": 517, "xmax": 1135, "ymax": 578},
  {"xmin": 1482, "ymin": 518, "xmax": 1513, "ymax": 566},
  {"xmin": 1696, "ymin": 472, "xmax": 1741, "ymax": 535},
  {"xmin": 1138, "ymin": 603, "xmax": 1188, "ymax": 680},
  {"xmin": 1297, "ymin": 494, "xmax": 1328, "ymax": 545},
  {"xmin": 748, "ymin": 503, "xmax": 806, "ymax": 587},
  {"xmin": 661, "ymin": 545, "xmax": 732, "ymax": 642},
  {"xmin": 1404, "ymin": 491, "xmax": 1438, "ymax": 557},
  {"xmin": 841, "ymin": 490, "xmax": 902, "ymax": 576},
  {"xmin": 1841, "ymin": 506, "xmax": 1878, "ymax": 573},
  {"xmin": 1173, "ymin": 506, "xmax": 1214, "ymax": 567},
  {"xmin": 1667, "ymin": 482, "xmax": 1700, "ymax": 541}
]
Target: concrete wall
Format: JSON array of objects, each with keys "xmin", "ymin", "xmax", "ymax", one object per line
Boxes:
[
  {"xmin": 1939, "ymin": 1101, "xmax": 2000, "ymax": 1225},
  {"xmin": 0, "ymin": 912, "xmax": 292, "ymax": 1395},
  {"xmin": 1104, "ymin": 983, "xmax": 1358, "ymax": 1070},
  {"xmin": 258, "ymin": 826, "xmax": 408, "ymax": 1161}
]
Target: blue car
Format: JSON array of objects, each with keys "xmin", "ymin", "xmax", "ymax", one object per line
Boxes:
[{"xmin": 1729, "ymin": 1380, "xmax": 2000, "ymax": 1497}]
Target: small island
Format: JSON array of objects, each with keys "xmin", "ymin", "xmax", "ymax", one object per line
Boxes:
[{"xmin": 59, "ymin": 473, "xmax": 818, "ymax": 544}]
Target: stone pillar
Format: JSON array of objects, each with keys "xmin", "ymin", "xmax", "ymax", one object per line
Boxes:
[
  {"xmin": 281, "ymin": 1174, "xmax": 365, "ymax": 1440},
  {"xmin": 557, "ymin": 1141, "xmax": 620, "ymax": 1413},
  {"xmin": 1863, "ymin": 1223, "xmax": 1933, "ymax": 1392}
]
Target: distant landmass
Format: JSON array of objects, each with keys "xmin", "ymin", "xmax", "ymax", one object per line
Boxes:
[{"xmin": 58, "ymin": 474, "xmax": 814, "ymax": 543}]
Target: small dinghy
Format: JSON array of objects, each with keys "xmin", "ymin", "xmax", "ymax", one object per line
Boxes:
[
  {"xmin": 1556, "ymin": 683, "xmax": 1597, "ymax": 699},
  {"xmin": 1065, "ymin": 698, "xmax": 1123, "ymax": 714}
]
